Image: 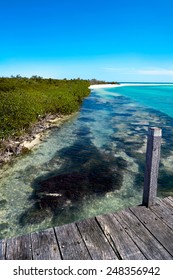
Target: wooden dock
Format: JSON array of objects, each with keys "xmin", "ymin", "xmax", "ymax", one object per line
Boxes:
[{"xmin": 0, "ymin": 196, "xmax": 173, "ymax": 260}]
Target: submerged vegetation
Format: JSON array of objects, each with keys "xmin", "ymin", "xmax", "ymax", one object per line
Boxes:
[{"xmin": 0, "ymin": 76, "xmax": 90, "ymax": 140}]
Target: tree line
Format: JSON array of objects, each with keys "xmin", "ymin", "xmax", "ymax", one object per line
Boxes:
[{"xmin": 0, "ymin": 76, "xmax": 90, "ymax": 141}]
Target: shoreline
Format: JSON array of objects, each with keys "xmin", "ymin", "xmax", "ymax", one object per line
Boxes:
[
  {"xmin": 1, "ymin": 82, "xmax": 173, "ymax": 166},
  {"xmin": 89, "ymin": 84, "xmax": 121, "ymax": 89},
  {"xmin": 0, "ymin": 113, "xmax": 76, "ymax": 166},
  {"xmin": 89, "ymin": 83, "xmax": 173, "ymax": 89}
]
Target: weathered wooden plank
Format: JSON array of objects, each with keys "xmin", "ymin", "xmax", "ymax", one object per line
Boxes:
[
  {"xmin": 0, "ymin": 239, "xmax": 6, "ymax": 260},
  {"xmin": 31, "ymin": 228, "xmax": 61, "ymax": 260},
  {"xmin": 96, "ymin": 213, "xmax": 146, "ymax": 260},
  {"xmin": 6, "ymin": 234, "xmax": 32, "ymax": 260},
  {"xmin": 161, "ymin": 197, "xmax": 173, "ymax": 211},
  {"xmin": 150, "ymin": 199, "xmax": 173, "ymax": 230},
  {"xmin": 76, "ymin": 217, "xmax": 118, "ymax": 260},
  {"xmin": 55, "ymin": 222, "xmax": 91, "ymax": 260},
  {"xmin": 130, "ymin": 206, "xmax": 173, "ymax": 257},
  {"xmin": 164, "ymin": 196, "xmax": 173, "ymax": 208},
  {"xmin": 115, "ymin": 209, "xmax": 172, "ymax": 259}
]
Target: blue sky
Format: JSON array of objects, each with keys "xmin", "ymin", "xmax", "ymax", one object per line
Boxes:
[{"xmin": 1, "ymin": 0, "xmax": 173, "ymax": 81}]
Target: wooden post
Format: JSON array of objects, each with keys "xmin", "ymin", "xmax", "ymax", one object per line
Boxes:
[{"xmin": 142, "ymin": 127, "xmax": 162, "ymax": 207}]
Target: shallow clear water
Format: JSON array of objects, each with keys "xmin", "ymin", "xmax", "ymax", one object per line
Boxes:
[{"xmin": 1, "ymin": 85, "xmax": 173, "ymax": 239}]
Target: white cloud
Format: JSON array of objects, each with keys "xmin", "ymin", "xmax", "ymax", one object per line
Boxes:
[{"xmin": 103, "ymin": 67, "xmax": 173, "ymax": 76}]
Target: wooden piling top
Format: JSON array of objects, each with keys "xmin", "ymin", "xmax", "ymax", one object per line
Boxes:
[{"xmin": 148, "ymin": 127, "xmax": 162, "ymax": 137}]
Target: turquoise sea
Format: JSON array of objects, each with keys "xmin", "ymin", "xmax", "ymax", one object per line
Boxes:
[{"xmin": 1, "ymin": 84, "xmax": 173, "ymax": 239}]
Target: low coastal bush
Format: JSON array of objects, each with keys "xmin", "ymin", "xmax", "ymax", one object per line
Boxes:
[{"xmin": 0, "ymin": 77, "xmax": 90, "ymax": 140}]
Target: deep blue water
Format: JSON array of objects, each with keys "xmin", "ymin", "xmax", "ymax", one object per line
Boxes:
[{"xmin": 0, "ymin": 84, "xmax": 173, "ymax": 239}]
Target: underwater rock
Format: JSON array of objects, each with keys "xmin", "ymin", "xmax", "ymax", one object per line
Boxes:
[
  {"xmin": 0, "ymin": 199, "xmax": 7, "ymax": 209},
  {"xmin": 33, "ymin": 161, "xmax": 125, "ymax": 211}
]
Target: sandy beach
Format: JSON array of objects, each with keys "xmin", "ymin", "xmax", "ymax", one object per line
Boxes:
[
  {"xmin": 89, "ymin": 84, "xmax": 121, "ymax": 89},
  {"xmin": 89, "ymin": 83, "xmax": 173, "ymax": 89}
]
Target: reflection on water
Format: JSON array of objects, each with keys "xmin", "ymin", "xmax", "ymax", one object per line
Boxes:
[{"xmin": 0, "ymin": 86, "xmax": 173, "ymax": 239}]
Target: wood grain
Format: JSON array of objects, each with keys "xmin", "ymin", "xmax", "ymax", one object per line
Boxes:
[
  {"xmin": 31, "ymin": 228, "xmax": 61, "ymax": 260},
  {"xmin": 96, "ymin": 213, "xmax": 146, "ymax": 259},
  {"xmin": 116, "ymin": 209, "xmax": 172, "ymax": 259},
  {"xmin": 6, "ymin": 234, "xmax": 32, "ymax": 260},
  {"xmin": 130, "ymin": 205, "xmax": 173, "ymax": 257},
  {"xmin": 55, "ymin": 222, "xmax": 91, "ymax": 260},
  {"xmin": 77, "ymin": 217, "xmax": 118, "ymax": 260},
  {"xmin": 0, "ymin": 239, "xmax": 6, "ymax": 260}
]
